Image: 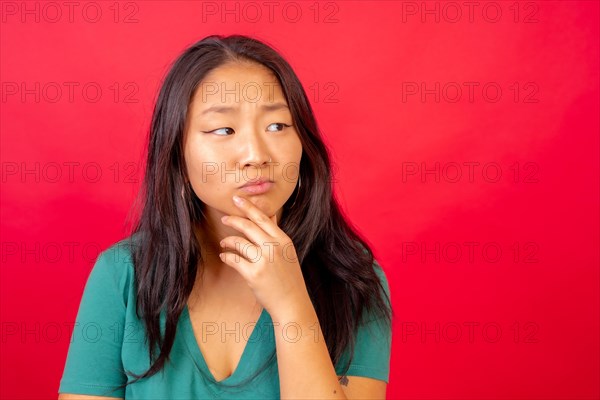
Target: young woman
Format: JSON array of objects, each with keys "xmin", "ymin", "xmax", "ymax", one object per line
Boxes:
[{"xmin": 58, "ymin": 34, "xmax": 393, "ymax": 400}]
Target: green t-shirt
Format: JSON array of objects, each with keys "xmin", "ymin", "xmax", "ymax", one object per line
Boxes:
[{"xmin": 58, "ymin": 236, "xmax": 392, "ymax": 399}]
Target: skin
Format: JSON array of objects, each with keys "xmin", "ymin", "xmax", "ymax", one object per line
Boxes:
[
  {"xmin": 183, "ymin": 61, "xmax": 386, "ymax": 398},
  {"xmin": 183, "ymin": 60, "xmax": 303, "ymax": 293},
  {"xmin": 59, "ymin": 60, "xmax": 387, "ymax": 399}
]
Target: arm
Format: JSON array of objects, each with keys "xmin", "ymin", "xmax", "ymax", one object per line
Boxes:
[
  {"xmin": 58, "ymin": 244, "xmax": 130, "ymax": 399},
  {"xmin": 272, "ymin": 301, "xmax": 349, "ymax": 400},
  {"xmin": 337, "ymin": 376, "xmax": 387, "ymax": 399},
  {"xmin": 272, "ymin": 300, "xmax": 387, "ymax": 400},
  {"xmin": 219, "ymin": 198, "xmax": 390, "ymax": 398}
]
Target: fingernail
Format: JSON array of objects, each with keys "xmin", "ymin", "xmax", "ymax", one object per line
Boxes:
[{"xmin": 233, "ymin": 195, "xmax": 244, "ymax": 205}]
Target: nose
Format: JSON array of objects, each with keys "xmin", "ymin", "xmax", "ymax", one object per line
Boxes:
[{"xmin": 238, "ymin": 129, "xmax": 271, "ymax": 170}]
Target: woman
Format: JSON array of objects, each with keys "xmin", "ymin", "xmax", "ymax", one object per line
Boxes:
[{"xmin": 58, "ymin": 34, "xmax": 393, "ymax": 400}]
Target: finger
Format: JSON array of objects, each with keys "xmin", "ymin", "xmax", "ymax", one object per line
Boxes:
[
  {"xmin": 222, "ymin": 215, "xmax": 273, "ymax": 249},
  {"xmin": 220, "ymin": 236, "xmax": 262, "ymax": 263},
  {"xmin": 232, "ymin": 195, "xmax": 280, "ymax": 237},
  {"xmin": 219, "ymin": 251, "xmax": 254, "ymax": 280}
]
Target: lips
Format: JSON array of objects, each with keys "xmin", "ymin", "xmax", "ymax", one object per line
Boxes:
[
  {"xmin": 239, "ymin": 179, "xmax": 274, "ymax": 195},
  {"xmin": 240, "ymin": 177, "xmax": 272, "ymax": 188}
]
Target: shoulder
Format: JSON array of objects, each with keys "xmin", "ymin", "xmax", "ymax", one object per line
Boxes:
[
  {"xmin": 360, "ymin": 258, "xmax": 392, "ymax": 330},
  {"xmin": 95, "ymin": 235, "xmax": 137, "ymax": 276},
  {"xmin": 334, "ymin": 257, "xmax": 393, "ymax": 382},
  {"xmin": 358, "ymin": 243, "xmax": 391, "ymax": 304},
  {"xmin": 372, "ymin": 259, "xmax": 390, "ymax": 301},
  {"xmin": 84, "ymin": 233, "xmax": 140, "ymax": 307},
  {"xmin": 97, "ymin": 234, "xmax": 138, "ymax": 269},
  {"xmin": 58, "ymin": 235, "xmax": 143, "ymax": 397}
]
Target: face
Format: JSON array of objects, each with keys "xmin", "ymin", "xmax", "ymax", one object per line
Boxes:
[{"xmin": 183, "ymin": 61, "xmax": 303, "ymax": 247}]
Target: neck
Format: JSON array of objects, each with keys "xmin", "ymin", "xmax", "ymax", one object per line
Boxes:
[
  {"xmin": 191, "ymin": 204, "xmax": 284, "ymax": 281},
  {"xmin": 192, "ymin": 219, "xmax": 244, "ymax": 284}
]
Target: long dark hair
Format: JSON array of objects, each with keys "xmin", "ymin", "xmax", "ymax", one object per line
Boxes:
[{"xmin": 115, "ymin": 34, "xmax": 393, "ymax": 391}]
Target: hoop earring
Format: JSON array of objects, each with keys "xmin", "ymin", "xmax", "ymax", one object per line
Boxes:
[{"xmin": 290, "ymin": 175, "xmax": 302, "ymax": 208}]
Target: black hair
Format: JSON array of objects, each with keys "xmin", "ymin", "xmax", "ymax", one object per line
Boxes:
[{"xmin": 109, "ymin": 33, "xmax": 393, "ymax": 394}]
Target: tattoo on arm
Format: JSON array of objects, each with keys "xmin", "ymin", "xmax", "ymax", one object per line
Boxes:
[{"xmin": 339, "ymin": 376, "xmax": 349, "ymax": 386}]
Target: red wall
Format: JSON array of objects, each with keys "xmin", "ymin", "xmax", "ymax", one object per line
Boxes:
[{"xmin": 1, "ymin": 1, "xmax": 599, "ymax": 399}]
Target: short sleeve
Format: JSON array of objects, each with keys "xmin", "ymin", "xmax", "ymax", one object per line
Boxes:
[
  {"xmin": 335, "ymin": 260, "xmax": 392, "ymax": 383},
  {"xmin": 58, "ymin": 243, "xmax": 132, "ymax": 398}
]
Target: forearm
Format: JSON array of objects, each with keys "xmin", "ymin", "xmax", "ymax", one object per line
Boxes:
[{"xmin": 272, "ymin": 301, "xmax": 348, "ymax": 400}]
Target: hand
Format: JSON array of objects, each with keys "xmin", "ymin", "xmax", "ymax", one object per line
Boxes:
[{"xmin": 219, "ymin": 195, "xmax": 311, "ymax": 321}]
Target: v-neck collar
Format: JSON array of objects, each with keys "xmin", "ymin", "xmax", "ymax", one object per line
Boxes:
[{"xmin": 181, "ymin": 303, "xmax": 269, "ymax": 387}]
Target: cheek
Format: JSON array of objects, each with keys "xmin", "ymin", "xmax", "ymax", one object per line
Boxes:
[
  {"xmin": 189, "ymin": 174, "xmax": 228, "ymax": 211},
  {"xmin": 185, "ymin": 138, "xmax": 223, "ymax": 179},
  {"xmin": 289, "ymin": 133, "xmax": 303, "ymax": 162},
  {"xmin": 283, "ymin": 136, "xmax": 303, "ymax": 179},
  {"xmin": 185, "ymin": 142, "xmax": 223, "ymax": 200},
  {"xmin": 276, "ymin": 142, "xmax": 302, "ymax": 196},
  {"xmin": 274, "ymin": 133, "xmax": 302, "ymax": 161}
]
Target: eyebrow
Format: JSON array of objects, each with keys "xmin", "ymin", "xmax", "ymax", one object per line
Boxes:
[{"xmin": 199, "ymin": 102, "xmax": 290, "ymax": 116}]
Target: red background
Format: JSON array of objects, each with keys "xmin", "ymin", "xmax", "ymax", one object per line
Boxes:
[{"xmin": 1, "ymin": 1, "xmax": 599, "ymax": 399}]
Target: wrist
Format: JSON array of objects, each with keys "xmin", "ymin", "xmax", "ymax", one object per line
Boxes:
[{"xmin": 269, "ymin": 292, "xmax": 315, "ymax": 326}]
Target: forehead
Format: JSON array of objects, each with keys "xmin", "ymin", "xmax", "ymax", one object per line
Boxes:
[{"xmin": 192, "ymin": 61, "xmax": 287, "ymax": 106}]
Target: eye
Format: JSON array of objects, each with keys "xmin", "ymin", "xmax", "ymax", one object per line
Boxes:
[
  {"xmin": 267, "ymin": 123, "xmax": 292, "ymax": 132},
  {"xmin": 202, "ymin": 123, "xmax": 292, "ymax": 136},
  {"xmin": 202, "ymin": 127, "xmax": 234, "ymax": 136}
]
